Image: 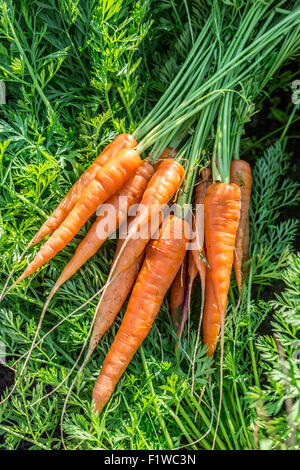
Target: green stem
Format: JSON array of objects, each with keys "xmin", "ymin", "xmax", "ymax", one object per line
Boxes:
[
  {"xmin": 160, "ymin": 402, "xmax": 198, "ymax": 450},
  {"xmin": 0, "ymin": 424, "xmax": 48, "ymax": 450}
]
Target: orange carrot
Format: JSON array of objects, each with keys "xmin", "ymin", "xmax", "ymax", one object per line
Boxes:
[
  {"xmin": 170, "ymin": 257, "xmax": 187, "ymax": 330},
  {"xmin": 88, "ymin": 230, "xmax": 144, "ymax": 356},
  {"xmin": 44, "ymin": 161, "xmax": 153, "ymax": 301},
  {"xmin": 115, "ymin": 159, "xmax": 185, "ymax": 272},
  {"xmin": 187, "ymin": 252, "xmax": 198, "ymax": 292},
  {"xmin": 15, "ymin": 149, "xmax": 142, "ymax": 284},
  {"xmin": 92, "ymin": 213, "xmax": 190, "ymax": 414},
  {"xmin": 242, "ymin": 219, "xmax": 250, "ymax": 277},
  {"xmin": 202, "ymin": 265, "xmax": 220, "ymax": 357},
  {"xmin": 29, "ymin": 134, "xmax": 137, "ymax": 247},
  {"xmin": 203, "ymin": 183, "xmax": 241, "ymax": 345},
  {"xmin": 230, "ymin": 160, "xmax": 252, "ymax": 292},
  {"xmin": 191, "ymin": 168, "xmax": 211, "ymax": 307}
]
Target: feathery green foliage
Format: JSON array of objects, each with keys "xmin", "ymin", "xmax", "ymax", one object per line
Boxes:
[{"xmin": 0, "ymin": 0, "xmax": 299, "ymax": 451}]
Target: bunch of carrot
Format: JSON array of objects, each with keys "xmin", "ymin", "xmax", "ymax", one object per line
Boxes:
[{"xmin": 1, "ymin": 1, "xmax": 300, "ymax": 426}]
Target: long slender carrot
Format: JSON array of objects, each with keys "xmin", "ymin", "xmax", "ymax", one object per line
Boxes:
[
  {"xmin": 204, "ymin": 182, "xmax": 241, "ymax": 331},
  {"xmin": 88, "ymin": 218, "xmax": 156, "ymax": 357},
  {"xmin": 176, "ymin": 252, "xmax": 198, "ymax": 342},
  {"xmin": 88, "ymin": 230, "xmax": 144, "ymax": 356},
  {"xmin": 92, "ymin": 213, "xmax": 190, "ymax": 414},
  {"xmin": 29, "ymin": 134, "xmax": 137, "ymax": 247},
  {"xmin": 43, "ymin": 160, "xmax": 153, "ymax": 302},
  {"xmin": 242, "ymin": 219, "xmax": 250, "ymax": 277},
  {"xmin": 230, "ymin": 160, "xmax": 252, "ymax": 292},
  {"xmin": 170, "ymin": 257, "xmax": 187, "ymax": 330},
  {"xmin": 202, "ymin": 265, "xmax": 220, "ymax": 357},
  {"xmin": 15, "ymin": 149, "xmax": 142, "ymax": 284}
]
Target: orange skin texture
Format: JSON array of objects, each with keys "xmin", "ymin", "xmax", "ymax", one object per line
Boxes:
[
  {"xmin": 202, "ymin": 265, "xmax": 220, "ymax": 357},
  {"xmin": 30, "ymin": 134, "xmax": 137, "ymax": 246},
  {"xmin": 89, "ymin": 234, "xmax": 144, "ymax": 356},
  {"xmin": 230, "ymin": 160, "xmax": 252, "ymax": 291},
  {"xmin": 242, "ymin": 219, "xmax": 250, "ymax": 278},
  {"xmin": 170, "ymin": 257, "xmax": 187, "ymax": 329},
  {"xmin": 51, "ymin": 161, "xmax": 154, "ymax": 293},
  {"xmin": 191, "ymin": 168, "xmax": 211, "ymax": 298},
  {"xmin": 204, "ymin": 183, "xmax": 241, "ymax": 325},
  {"xmin": 115, "ymin": 158, "xmax": 185, "ymax": 275},
  {"xmin": 92, "ymin": 214, "xmax": 190, "ymax": 414},
  {"xmin": 128, "ymin": 159, "xmax": 185, "ymax": 235},
  {"xmin": 17, "ymin": 149, "xmax": 142, "ymax": 283}
]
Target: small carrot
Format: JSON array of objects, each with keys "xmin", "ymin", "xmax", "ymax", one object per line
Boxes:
[
  {"xmin": 43, "ymin": 160, "xmax": 153, "ymax": 303},
  {"xmin": 203, "ymin": 183, "xmax": 241, "ymax": 352},
  {"xmin": 15, "ymin": 149, "xmax": 142, "ymax": 284},
  {"xmin": 170, "ymin": 257, "xmax": 187, "ymax": 330},
  {"xmin": 29, "ymin": 134, "xmax": 137, "ymax": 247},
  {"xmin": 230, "ymin": 160, "xmax": 252, "ymax": 292},
  {"xmin": 92, "ymin": 213, "xmax": 190, "ymax": 414}
]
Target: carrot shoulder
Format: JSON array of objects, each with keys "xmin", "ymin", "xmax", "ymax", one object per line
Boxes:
[
  {"xmin": 30, "ymin": 134, "xmax": 137, "ymax": 246},
  {"xmin": 92, "ymin": 214, "xmax": 190, "ymax": 413}
]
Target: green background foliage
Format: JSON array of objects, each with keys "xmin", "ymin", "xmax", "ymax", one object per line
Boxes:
[{"xmin": 0, "ymin": 0, "xmax": 299, "ymax": 450}]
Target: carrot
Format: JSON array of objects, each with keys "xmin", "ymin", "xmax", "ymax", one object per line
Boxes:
[
  {"xmin": 242, "ymin": 218, "xmax": 250, "ymax": 277},
  {"xmin": 154, "ymin": 146, "xmax": 178, "ymax": 168},
  {"xmin": 107, "ymin": 158, "xmax": 185, "ymax": 277},
  {"xmin": 187, "ymin": 253, "xmax": 198, "ymax": 293},
  {"xmin": 170, "ymin": 257, "xmax": 187, "ymax": 330},
  {"xmin": 202, "ymin": 266, "xmax": 220, "ymax": 357},
  {"xmin": 230, "ymin": 160, "xmax": 252, "ymax": 292},
  {"xmin": 43, "ymin": 160, "xmax": 153, "ymax": 302},
  {"xmin": 88, "ymin": 218, "xmax": 156, "ymax": 359},
  {"xmin": 88, "ymin": 230, "xmax": 144, "ymax": 356},
  {"xmin": 128, "ymin": 159, "xmax": 184, "ymax": 236},
  {"xmin": 92, "ymin": 213, "xmax": 190, "ymax": 414},
  {"xmin": 15, "ymin": 149, "xmax": 142, "ymax": 284},
  {"xmin": 177, "ymin": 252, "xmax": 198, "ymax": 341},
  {"xmin": 29, "ymin": 134, "xmax": 137, "ymax": 247},
  {"xmin": 203, "ymin": 183, "xmax": 241, "ymax": 353}
]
